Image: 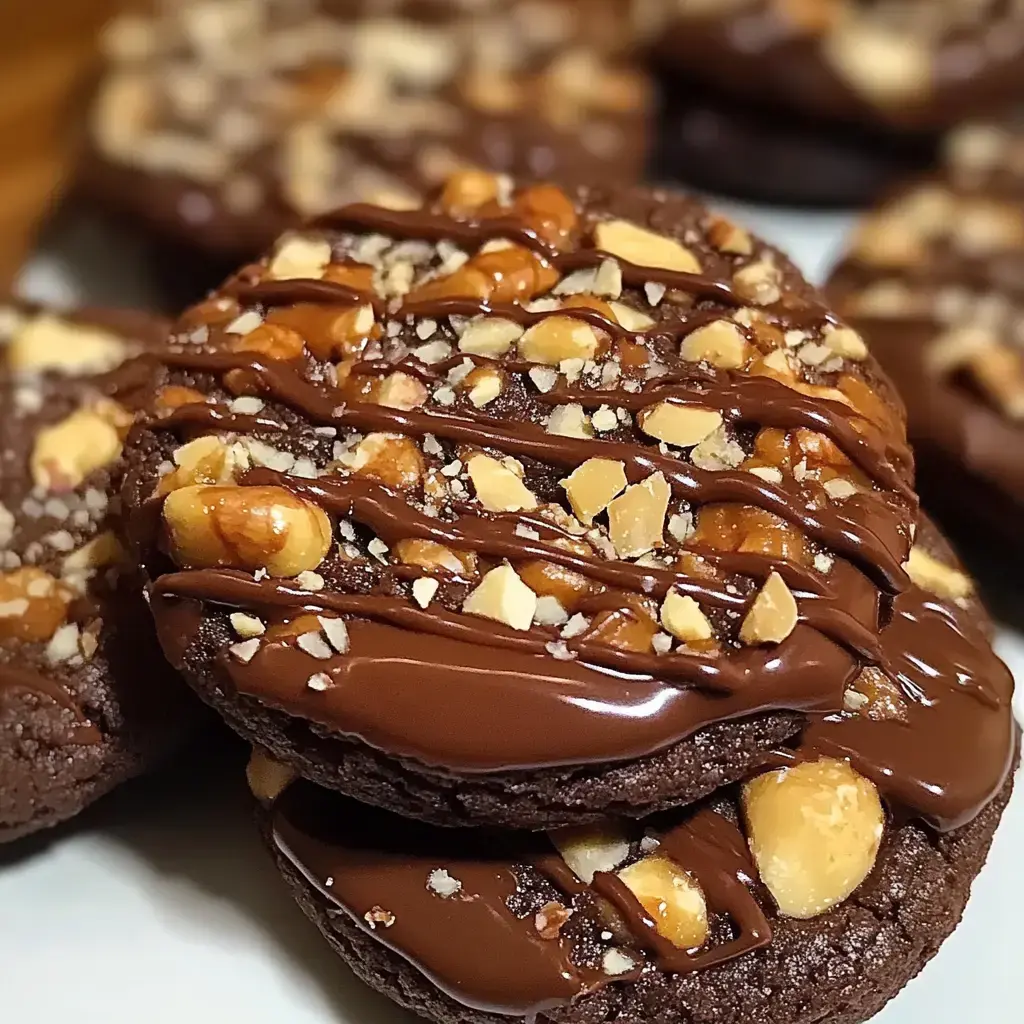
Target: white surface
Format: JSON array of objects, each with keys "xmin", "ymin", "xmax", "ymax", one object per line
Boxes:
[{"xmin": 3, "ymin": 208, "xmax": 1022, "ymax": 1024}]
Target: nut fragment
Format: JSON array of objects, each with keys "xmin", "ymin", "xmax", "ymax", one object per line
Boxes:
[
  {"xmin": 268, "ymin": 233, "xmax": 332, "ymax": 281},
  {"xmin": 640, "ymin": 402, "xmax": 723, "ymax": 448},
  {"xmin": 440, "ymin": 169, "xmax": 500, "ymax": 214},
  {"xmin": 546, "ymin": 404, "xmax": 592, "ymax": 438},
  {"xmin": 160, "ymin": 435, "xmax": 247, "ymax": 493},
  {"xmin": 519, "ymin": 316, "xmax": 600, "ymax": 365},
  {"xmin": 548, "ymin": 822, "xmax": 630, "ymax": 883},
  {"xmin": 618, "ymin": 855, "xmax": 709, "ymax": 950},
  {"xmin": 903, "ymin": 546, "xmax": 972, "ymax": 603},
  {"xmin": 393, "ymin": 539, "xmax": 476, "ymax": 575},
  {"xmin": 31, "ymin": 402, "xmax": 128, "ymax": 492},
  {"xmin": 660, "ymin": 591, "xmax": 712, "ymax": 644},
  {"xmin": 375, "ymin": 372, "xmax": 429, "ymax": 410},
  {"xmin": 561, "ymin": 458, "xmax": 627, "ymax": 525},
  {"xmin": 680, "ymin": 320, "xmax": 748, "ymax": 369},
  {"xmin": 246, "ymin": 748, "xmax": 296, "ymax": 805},
  {"xmin": 823, "ymin": 21, "xmax": 931, "ymax": 107},
  {"xmin": 162, "ymin": 485, "xmax": 332, "ymax": 577},
  {"xmin": 467, "ymin": 454, "xmax": 538, "ymax": 512},
  {"xmin": 8, "ymin": 315, "xmax": 128, "ymax": 374},
  {"xmin": 739, "ymin": 571, "xmax": 798, "ymax": 645},
  {"xmin": 732, "ymin": 259, "xmax": 782, "ymax": 306},
  {"xmin": 458, "ymin": 317, "xmax": 524, "ymax": 356},
  {"xmin": 742, "ymin": 758, "xmax": 884, "ymax": 919},
  {"xmin": 607, "ymin": 472, "xmax": 670, "ymax": 559},
  {"xmin": 344, "ymin": 433, "xmax": 424, "ymax": 491},
  {"xmin": 462, "ymin": 564, "xmax": 537, "ymax": 631},
  {"xmin": 822, "ymin": 324, "xmax": 868, "ymax": 361},
  {"xmin": 0, "ymin": 568, "xmax": 72, "ymax": 642},
  {"xmin": 594, "ymin": 220, "xmax": 701, "ymax": 273}
]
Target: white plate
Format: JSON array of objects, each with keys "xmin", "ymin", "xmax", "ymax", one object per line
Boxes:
[{"xmin": 4, "ymin": 207, "xmax": 1021, "ymax": 1024}]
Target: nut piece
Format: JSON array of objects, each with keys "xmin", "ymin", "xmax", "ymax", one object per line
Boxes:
[
  {"xmin": 822, "ymin": 324, "xmax": 868, "ymax": 361},
  {"xmin": 660, "ymin": 591, "xmax": 712, "ymax": 644},
  {"xmin": 31, "ymin": 403, "xmax": 127, "ymax": 492},
  {"xmin": 246, "ymin": 748, "xmax": 297, "ymax": 805},
  {"xmin": 160, "ymin": 435, "xmax": 247, "ymax": 493},
  {"xmin": 458, "ymin": 317, "xmax": 524, "ymax": 357},
  {"xmin": 344, "ymin": 433, "xmax": 424, "ymax": 491},
  {"xmin": 462, "ymin": 564, "xmax": 537, "ymax": 631},
  {"xmin": 546, "ymin": 404, "xmax": 593, "ymax": 438},
  {"xmin": 739, "ymin": 571, "xmax": 798, "ymax": 645},
  {"xmin": 823, "ymin": 21, "xmax": 931, "ymax": 107},
  {"xmin": 519, "ymin": 316, "xmax": 600, "ymax": 365},
  {"xmin": 440, "ymin": 169, "xmax": 501, "ymax": 214},
  {"xmin": 394, "ymin": 539, "xmax": 476, "ymax": 575},
  {"xmin": 548, "ymin": 822, "xmax": 630, "ymax": 883},
  {"xmin": 467, "ymin": 455, "xmax": 538, "ymax": 512},
  {"xmin": 732, "ymin": 259, "xmax": 782, "ymax": 306},
  {"xmin": 742, "ymin": 758, "xmax": 885, "ymax": 919},
  {"xmin": 162, "ymin": 485, "xmax": 332, "ymax": 577},
  {"xmin": 618, "ymin": 855, "xmax": 709, "ymax": 950},
  {"xmin": 607, "ymin": 472, "xmax": 670, "ymax": 559},
  {"xmin": 561, "ymin": 458, "xmax": 627, "ymax": 525},
  {"xmin": 680, "ymin": 320, "xmax": 748, "ymax": 369},
  {"xmin": 8, "ymin": 315, "xmax": 128, "ymax": 375},
  {"xmin": 594, "ymin": 220, "xmax": 701, "ymax": 274},
  {"xmin": 375, "ymin": 372, "xmax": 429, "ymax": 410},
  {"xmin": 640, "ymin": 402, "xmax": 723, "ymax": 448},
  {"xmin": 903, "ymin": 547, "xmax": 972, "ymax": 603},
  {"xmin": 0, "ymin": 568, "xmax": 72, "ymax": 642},
  {"xmin": 268, "ymin": 233, "xmax": 332, "ymax": 281}
]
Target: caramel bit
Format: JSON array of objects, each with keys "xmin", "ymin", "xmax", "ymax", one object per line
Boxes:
[
  {"xmin": 594, "ymin": 220, "xmax": 701, "ymax": 274},
  {"xmin": 743, "ymin": 758, "xmax": 884, "ymax": 920},
  {"xmin": 618, "ymin": 854, "xmax": 709, "ymax": 950},
  {"xmin": 162, "ymin": 485, "xmax": 332, "ymax": 577},
  {"xmin": 607, "ymin": 472, "xmax": 670, "ymax": 559},
  {"xmin": 561, "ymin": 458, "xmax": 627, "ymax": 526},
  {"xmin": 31, "ymin": 400, "xmax": 131, "ymax": 493},
  {"xmin": 513, "ymin": 183, "xmax": 578, "ymax": 247},
  {"xmin": 345, "ymin": 433, "xmax": 424, "ymax": 491},
  {"xmin": 846, "ymin": 666, "xmax": 908, "ymax": 723},
  {"xmin": 408, "ymin": 243, "xmax": 557, "ymax": 304},
  {"xmin": 586, "ymin": 599, "xmax": 659, "ymax": 654},
  {"xmin": 693, "ymin": 504, "xmax": 808, "ymax": 565},
  {"xmin": 269, "ymin": 303, "xmax": 376, "ymax": 361},
  {"xmin": 440, "ymin": 169, "xmax": 501, "ymax": 215},
  {"xmin": 155, "ymin": 385, "xmax": 210, "ymax": 413},
  {"xmin": 230, "ymin": 323, "xmax": 306, "ymax": 361},
  {"xmin": 903, "ymin": 547, "xmax": 972, "ymax": 603},
  {"xmin": 518, "ymin": 560, "xmax": 593, "ymax": 614},
  {"xmin": 740, "ymin": 571, "xmax": 798, "ymax": 646},
  {"xmin": 0, "ymin": 569, "xmax": 73, "ymax": 643},
  {"xmin": 394, "ymin": 539, "xmax": 476, "ymax": 577}
]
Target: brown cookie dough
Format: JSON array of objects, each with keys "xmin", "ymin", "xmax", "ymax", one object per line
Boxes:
[
  {"xmin": 0, "ymin": 302, "xmax": 202, "ymax": 842},
  {"xmin": 256, "ymin": 516, "xmax": 1017, "ymax": 1024},
  {"xmin": 117, "ymin": 172, "xmax": 965, "ymax": 829},
  {"xmin": 655, "ymin": 1, "xmax": 1024, "ymax": 134},
  {"xmin": 827, "ymin": 122, "xmax": 1024, "ymax": 563},
  {"xmin": 83, "ymin": 0, "xmax": 653, "ymax": 262}
]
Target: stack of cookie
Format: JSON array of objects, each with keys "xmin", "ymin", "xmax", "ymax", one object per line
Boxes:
[
  {"xmin": 113, "ymin": 171, "xmax": 1017, "ymax": 1023},
  {"xmin": 828, "ymin": 122, "xmax": 1024, "ymax": 574}
]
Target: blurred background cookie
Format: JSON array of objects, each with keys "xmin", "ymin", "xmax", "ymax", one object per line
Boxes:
[
  {"xmin": 81, "ymin": 0, "xmax": 653, "ymax": 285},
  {"xmin": 653, "ymin": 1, "xmax": 1024, "ymax": 205},
  {"xmin": 0, "ymin": 301, "xmax": 202, "ymax": 842}
]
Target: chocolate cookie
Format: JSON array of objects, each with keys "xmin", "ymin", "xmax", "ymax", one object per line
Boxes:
[
  {"xmin": 656, "ymin": 2, "xmax": 1024, "ymax": 135},
  {"xmin": 827, "ymin": 122, "xmax": 1024, "ymax": 567},
  {"xmin": 83, "ymin": 0, "xmax": 652, "ymax": 264},
  {"xmin": 121, "ymin": 172, "xmax": 932, "ymax": 829},
  {"xmin": 255, "ymin": 517, "xmax": 1016, "ymax": 1023},
  {"xmin": 0, "ymin": 302, "xmax": 201, "ymax": 841}
]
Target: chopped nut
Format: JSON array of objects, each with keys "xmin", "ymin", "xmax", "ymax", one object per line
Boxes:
[
  {"xmin": 618, "ymin": 855, "xmax": 709, "ymax": 950},
  {"xmin": 680, "ymin": 320, "xmax": 748, "ymax": 368},
  {"xmin": 0, "ymin": 568, "xmax": 72, "ymax": 642},
  {"xmin": 903, "ymin": 547, "xmax": 972, "ymax": 602},
  {"xmin": 467, "ymin": 454, "xmax": 538, "ymax": 512},
  {"xmin": 160, "ymin": 434, "xmax": 248, "ymax": 493},
  {"xmin": 229, "ymin": 638, "xmax": 261, "ymax": 663},
  {"xmin": 344, "ymin": 432, "xmax": 424, "ymax": 491},
  {"xmin": 708, "ymin": 216, "xmax": 753, "ymax": 255},
  {"xmin": 364, "ymin": 906, "xmax": 396, "ymax": 929},
  {"xmin": 607, "ymin": 472, "xmax": 670, "ymax": 559},
  {"xmin": 8, "ymin": 315, "xmax": 127, "ymax": 374},
  {"xmin": 412, "ymin": 577, "xmax": 440, "ymax": 608},
  {"xmin": 743, "ymin": 758, "xmax": 884, "ymax": 919},
  {"xmin": 594, "ymin": 220, "xmax": 701, "ymax": 273},
  {"xmin": 549, "ymin": 822, "xmax": 630, "ymax": 883},
  {"xmin": 640, "ymin": 402, "xmax": 723, "ymax": 448},
  {"xmin": 319, "ymin": 616, "xmax": 350, "ymax": 654},
  {"xmin": 608, "ymin": 302, "xmax": 653, "ymax": 331},
  {"xmin": 458, "ymin": 317, "xmax": 524, "ymax": 357},
  {"xmin": 561, "ymin": 458, "xmax": 628, "ymax": 525},
  {"xmin": 426, "ymin": 868, "xmax": 462, "ymax": 898},
  {"xmin": 601, "ymin": 949, "xmax": 637, "ymax": 977},
  {"xmin": 394, "ymin": 539, "xmax": 475, "ymax": 575},
  {"xmin": 546, "ymin": 404, "xmax": 593, "ymax": 438},
  {"xmin": 376, "ymin": 372, "xmax": 429, "ymax": 410},
  {"xmin": 440, "ymin": 169, "xmax": 500, "ymax": 214},
  {"xmin": 245, "ymin": 748, "xmax": 296, "ymax": 805},
  {"xmin": 468, "ymin": 371, "xmax": 503, "ymax": 407},
  {"xmin": 690, "ymin": 426, "xmax": 745, "ymax": 471},
  {"xmin": 268, "ymin": 233, "xmax": 332, "ymax": 280},
  {"xmin": 660, "ymin": 591, "xmax": 713, "ymax": 643},
  {"xmin": 519, "ymin": 316, "xmax": 600, "ymax": 365},
  {"xmin": 462, "ymin": 564, "xmax": 537, "ymax": 631},
  {"xmin": 230, "ymin": 612, "xmax": 266, "ymax": 639},
  {"xmin": 295, "ymin": 570, "xmax": 325, "ymax": 592},
  {"xmin": 822, "ymin": 324, "xmax": 868, "ymax": 361},
  {"xmin": 162, "ymin": 485, "xmax": 332, "ymax": 577},
  {"xmin": 739, "ymin": 571, "xmax": 798, "ymax": 645},
  {"xmin": 31, "ymin": 403, "xmax": 128, "ymax": 493}
]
